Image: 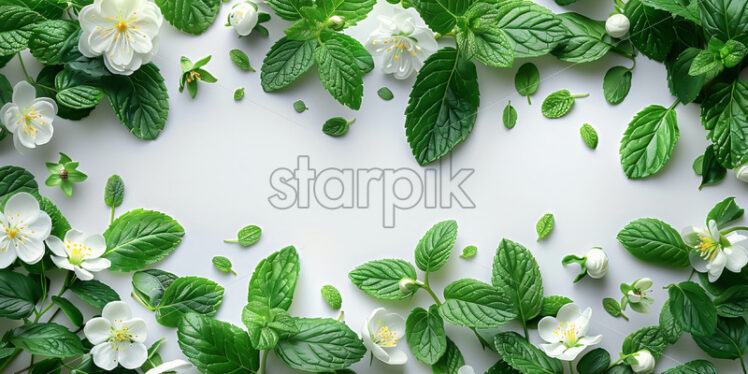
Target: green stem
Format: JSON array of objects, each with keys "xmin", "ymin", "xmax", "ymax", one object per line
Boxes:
[
  {"xmin": 421, "ymin": 285, "xmax": 442, "ymax": 306},
  {"xmin": 687, "ymin": 269, "xmax": 696, "ymax": 282},
  {"xmin": 721, "ymin": 226, "xmax": 748, "ymax": 235},
  {"xmin": 526, "ymin": 95, "xmax": 531, "ymax": 105},
  {"xmin": 131, "ymin": 292, "xmax": 156, "ymax": 311},
  {"xmin": 110, "ymin": 206, "xmax": 115, "ymax": 224},
  {"xmin": 0, "ymin": 350, "xmax": 22, "ymax": 373},
  {"xmin": 223, "ymin": 239, "xmax": 238, "ymax": 243},
  {"xmin": 620, "ymin": 311, "xmax": 630, "ymax": 321},
  {"xmin": 35, "ymin": 273, "xmax": 74, "ymax": 322},
  {"xmin": 571, "ymin": 93, "xmax": 589, "ymax": 98},
  {"xmin": 568, "ymin": 360, "xmax": 574, "ymax": 374},
  {"xmin": 470, "ymin": 328, "xmax": 492, "ymax": 350},
  {"xmin": 522, "ymin": 320, "xmax": 530, "ymax": 342},
  {"xmin": 258, "ymin": 350, "xmax": 269, "ymax": 374},
  {"xmin": 627, "ymin": 56, "xmax": 637, "ymax": 71},
  {"xmin": 434, "ymin": 31, "xmax": 455, "ymax": 40},
  {"xmin": 17, "ymin": 53, "xmax": 34, "ymax": 84},
  {"xmin": 347, "ymin": 118, "xmax": 356, "ymax": 126},
  {"xmin": 739, "ymin": 354, "xmax": 747, "ymax": 374},
  {"xmin": 668, "ymin": 99, "xmax": 680, "ymax": 111},
  {"xmin": 607, "ymin": 353, "xmax": 635, "ymax": 369}
]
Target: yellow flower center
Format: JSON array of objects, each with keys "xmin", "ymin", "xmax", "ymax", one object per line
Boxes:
[
  {"xmin": 373, "ymin": 323, "xmax": 400, "ymax": 347},
  {"xmin": 696, "ymin": 234, "xmax": 721, "ymax": 261},
  {"xmin": 554, "ymin": 321, "xmax": 581, "ymax": 348},
  {"xmin": 109, "ymin": 326, "xmax": 132, "ymax": 348},
  {"xmin": 66, "ymin": 240, "xmax": 93, "ymax": 266},
  {"xmin": 7, "ymin": 228, "xmax": 19, "ymax": 239},
  {"xmin": 115, "ymin": 21, "xmax": 128, "ymax": 31}
]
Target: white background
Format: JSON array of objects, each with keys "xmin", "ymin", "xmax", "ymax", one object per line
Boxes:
[{"xmin": 2, "ymin": 0, "xmax": 748, "ymax": 373}]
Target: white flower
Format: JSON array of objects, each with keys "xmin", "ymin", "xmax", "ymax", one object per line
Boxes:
[
  {"xmin": 229, "ymin": 1, "xmax": 259, "ymax": 37},
  {"xmin": 621, "ymin": 277, "xmax": 654, "ymax": 314},
  {"xmin": 145, "ymin": 359, "xmax": 192, "ymax": 374},
  {"xmin": 46, "ymin": 229, "xmax": 111, "ymax": 281},
  {"xmin": 84, "ymin": 301, "xmax": 148, "ymax": 370},
  {"xmin": 585, "ymin": 248, "xmax": 608, "ymax": 279},
  {"xmin": 0, "ymin": 81, "xmax": 57, "ymax": 153},
  {"xmin": 538, "ymin": 304, "xmax": 602, "ymax": 361},
  {"xmin": 365, "ymin": 5, "xmax": 438, "ymax": 80},
  {"xmin": 0, "ymin": 192, "xmax": 52, "ymax": 268},
  {"xmin": 630, "ymin": 350, "xmax": 655, "ymax": 374},
  {"xmin": 78, "ymin": 0, "xmax": 163, "ymax": 75},
  {"xmin": 736, "ymin": 163, "xmax": 748, "ymax": 183},
  {"xmin": 458, "ymin": 366, "xmax": 475, "ymax": 374},
  {"xmin": 362, "ymin": 307, "xmax": 407, "ymax": 365},
  {"xmin": 682, "ymin": 220, "xmax": 748, "ymax": 282},
  {"xmin": 605, "ymin": 14, "xmax": 630, "ymax": 38}
]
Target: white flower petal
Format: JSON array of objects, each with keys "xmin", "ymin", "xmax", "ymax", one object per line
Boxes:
[
  {"xmin": 1, "ymin": 103, "xmax": 20, "ymax": 132},
  {"xmin": 537, "ymin": 316, "xmax": 561, "ymax": 343},
  {"xmin": 145, "ymin": 359, "xmax": 192, "ymax": 374},
  {"xmin": 51, "ymin": 255, "xmax": 75, "ymax": 271},
  {"xmin": 4, "ymin": 192, "xmax": 40, "ymax": 223},
  {"xmin": 0, "ymin": 243, "xmax": 18, "ymax": 268},
  {"xmin": 73, "ymin": 266, "xmax": 94, "ymax": 281},
  {"xmin": 457, "ymin": 366, "xmax": 476, "ymax": 374},
  {"xmin": 84, "ymin": 317, "xmax": 113, "ymax": 344},
  {"xmin": 122, "ymin": 318, "xmax": 147, "ymax": 343},
  {"xmin": 91, "ymin": 343, "xmax": 119, "ymax": 371},
  {"xmin": 15, "ymin": 236, "xmax": 45, "ymax": 265},
  {"xmin": 45, "ymin": 235, "xmax": 66, "ymax": 257},
  {"xmin": 557, "ymin": 345, "xmax": 587, "ymax": 361},
  {"xmin": 540, "ymin": 342, "xmax": 566, "ymax": 358},
  {"xmin": 725, "ymin": 244, "xmax": 748, "ymax": 273},
  {"xmin": 102, "ymin": 301, "xmax": 132, "ymax": 324},
  {"xmin": 118, "ymin": 342, "xmax": 147, "ymax": 369},
  {"xmin": 83, "ymin": 234, "xmax": 107, "ymax": 258},
  {"xmin": 12, "ymin": 82, "xmax": 36, "ymax": 109},
  {"xmin": 82, "ymin": 257, "xmax": 111, "ymax": 272},
  {"xmin": 381, "ymin": 347, "xmax": 407, "ymax": 365},
  {"xmin": 556, "ymin": 303, "xmax": 581, "ymax": 322}
]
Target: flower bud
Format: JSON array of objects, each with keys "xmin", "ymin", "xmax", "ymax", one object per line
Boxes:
[
  {"xmin": 606, "ymin": 14, "xmax": 630, "ymax": 38},
  {"xmin": 632, "ymin": 277, "xmax": 653, "ymax": 291},
  {"xmin": 584, "ymin": 248, "xmax": 608, "ymax": 279},
  {"xmin": 399, "ymin": 278, "xmax": 419, "ymax": 293},
  {"xmin": 736, "ymin": 163, "xmax": 748, "ymax": 183},
  {"xmin": 229, "ymin": 1, "xmax": 259, "ymax": 37},
  {"xmin": 631, "ymin": 350, "xmax": 655, "ymax": 374},
  {"xmin": 329, "ymin": 15, "xmax": 344, "ymax": 30}
]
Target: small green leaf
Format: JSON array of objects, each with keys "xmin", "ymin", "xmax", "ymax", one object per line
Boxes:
[
  {"xmin": 707, "ymin": 197, "xmax": 744, "ymax": 229},
  {"xmin": 617, "ymin": 218, "xmax": 690, "ymax": 267},
  {"xmin": 503, "ymin": 101, "xmax": 517, "ymax": 129},
  {"xmin": 349, "ymin": 259, "xmax": 417, "ymax": 300},
  {"xmin": 693, "ymin": 154, "xmax": 705, "ymax": 175},
  {"xmin": 377, "ymin": 87, "xmax": 394, "ymax": 101},
  {"xmin": 492, "ymin": 239, "xmax": 544, "ymax": 322},
  {"xmin": 494, "ymin": 331, "xmax": 563, "ymax": 374},
  {"xmin": 602, "ymin": 297, "xmax": 623, "ymax": 318},
  {"xmin": 699, "ymin": 144, "xmax": 727, "ymax": 189},
  {"xmin": 515, "ymin": 63, "xmax": 540, "ymax": 104},
  {"xmin": 625, "ymin": 0, "xmax": 675, "ymax": 62},
  {"xmin": 314, "ymin": 34, "xmax": 364, "ymax": 110},
  {"xmin": 405, "ymin": 305, "xmax": 447, "ymax": 365},
  {"xmin": 132, "ymin": 269, "xmax": 177, "ymax": 309},
  {"xmin": 234, "ymin": 88, "xmax": 245, "ymax": 101},
  {"xmin": 603, "ymin": 66, "xmax": 632, "ymax": 105},
  {"xmin": 230, "ymin": 49, "xmax": 255, "ymax": 72},
  {"xmin": 621, "ymin": 326, "xmax": 668, "ymax": 359},
  {"xmin": 414, "ymin": 220, "xmax": 458, "ymax": 273},
  {"xmin": 154, "ymin": 0, "xmax": 220, "ymax": 35},
  {"xmin": 227, "ymin": 225, "xmax": 262, "ymax": 246},
  {"xmin": 440, "ymin": 278, "xmax": 517, "ymax": 328},
  {"xmin": 659, "ymin": 300, "xmax": 683, "ymax": 344},
  {"xmin": 580, "ymin": 123, "xmax": 598, "ymax": 149},
  {"xmin": 261, "ymin": 37, "xmax": 317, "ymax": 92},
  {"xmin": 104, "ymin": 174, "xmax": 124, "ymax": 208},
  {"xmin": 542, "ymin": 90, "xmax": 587, "ymax": 118},
  {"xmin": 432, "ymin": 338, "xmax": 465, "ymax": 374},
  {"xmin": 460, "ymin": 245, "xmax": 477, "ymax": 259},
  {"xmin": 320, "ymin": 284, "xmax": 342, "ymax": 309},
  {"xmin": 248, "ymin": 246, "xmax": 299, "ymax": 310},
  {"xmin": 577, "ymin": 348, "xmax": 610, "ymax": 374},
  {"xmin": 212, "ymin": 256, "xmax": 236, "ymax": 275},
  {"xmin": 177, "ymin": 313, "xmax": 260, "ymax": 374},
  {"xmin": 619, "ymin": 103, "xmax": 681, "ymax": 178},
  {"xmin": 322, "ymin": 117, "xmax": 354, "ymax": 137},
  {"xmin": 103, "ymin": 63, "xmax": 169, "ymax": 140},
  {"xmin": 104, "ymin": 209, "xmax": 185, "ymax": 272},
  {"xmin": 156, "ymin": 276, "xmax": 225, "ymax": 328},
  {"xmin": 69, "ymin": 279, "xmax": 120, "ymax": 309},
  {"xmin": 0, "ymin": 6, "xmax": 44, "ymax": 56},
  {"xmin": 51, "ymin": 296, "xmax": 83, "ymax": 327},
  {"xmin": 536, "ymin": 213, "xmax": 554, "ymax": 241},
  {"xmin": 274, "ymin": 318, "xmax": 366, "ymax": 372},
  {"xmin": 293, "ymin": 100, "xmax": 308, "ymax": 112},
  {"xmin": 0, "ymin": 270, "xmax": 41, "ymax": 319}
]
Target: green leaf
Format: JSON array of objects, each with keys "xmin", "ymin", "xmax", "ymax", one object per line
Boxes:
[
  {"xmin": 233, "ymin": 88, "xmax": 245, "ymax": 101},
  {"xmin": 0, "ymin": 0, "xmax": 65, "ymax": 19},
  {"xmin": 30, "ymin": 358, "xmax": 61, "ymax": 374},
  {"xmin": 639, "ymin": 0, "xmax": 700, "ymax": 24},
  {"xmin": 603, "ymin": 297, "xmax": 623, "ymax": 318},
  {"xmin": 331, "ymin": 33, "xmax": 373, "ymax": 73},
  {"xmin": 460, "ymin": 245, "xmax": 477, "ymax": 258},
  {"xmin": 541, "ymin": 90, "xmax": 585, "ymax": 118},
  {"xmin": 616, "ymin": 218, "xmax": 690, "ymax": 267},
  {"xmin": 406, "ymin": 305, "xmax": 447, "ymax": 365},
  {"xmin": 693, "ymin": 154, "xmax": 705, "ymax": 175},
  {"xmin": 28, "ymin": 19, "xmax": 78, "ymax": 65},
  {"xmin": 141, "ymin": 338, "xmax": 166, "ymax": 372},
  {"xmin": 274, "ymin": 318, "xmax": 366, "ymax": 372},
  {"xmin": 132, "ymin": 269, "xmax": 177, "ymax": 309},
  {"xmin": 314, "ymin": 34, "xmax": 363, "ymax": 110},
  {"xmin": 621, "ymin": 326, "xmax": 668, "ymax": 359},
  {"xmin": 0, "ymin": 5, "xmax": 44, "ymax": 56},
  {"xmin": 493, "ymin": 0, "xmax": 566, "ymax": 58},
  {"xmin": 698, "ymin": 0, "xmax": 748, "ymax": 45},
  {"xmin": 154, "ymin": 0, "xmax": 219, "ymax": 35},
  {"xmin": 265, "ymin": 0, "xmax": 312, "ymax": 21},
  {"xmin": 322, "ymin": 117, "xmax": 352, "ymax": 137},
  {"xmin": 699, "ymin": 144, "xmax": 727, "ymax": 189},
  {"xmin": 10, "ymin": 323, "xmax": 84, "ymax": 358},
  {"xmin": 230, "ymin": 49, "xmax": 255, "ymax": 72},
  {"xmin": 692, "ymin": 316, "xmax": 748, "ymax": 359},
  {"xmin": 104, "ymin": 63, "xmax": 170, "ymax": 140},
  {"xmin": 515, "ymin": 63, "xmax": 539, "ymax": 102},
  {"xmin": 492, "ymin": 239, "xmax": 543, "ymax": 322},
  {"xmin": 580, "ymin": 123, "xmax": 599, "ymax": 149},
  {"xmin": 50, "ymin": 296, "xmax": 83, "ymax": 327},
  {"xmin": 232, "ymin": 224, "xmax": 261, "ymax": 246},
  {"xmin": 659, "ymin": 300, "xmax": 683, "ymax": 344},
  {"xmin": 103, "ymin": 209, "xmax": 185, "ymax": 272},
  {"xmin": 669, "ymin": 281, "xmax": 718, "ymax": 337},
  {"xmin": 625, "ymin": 0, "xmax": 675, "ymax": 61},
  {"xmin": 503, "ymin": 101, "xmax": 517, "ymax": 129},
  {"xmin": 248, "ymin": 246, "xmax": 299, "ymax": 310},
  {"xmin": 212, "ymin": 256, "xmax": 236, "ymax": 275},
  {"xmin": 69, "ymin": 279, "xmax": 120, "ymax": 309},
  {"xmin": 405, "ymin": 47, "xmax": 479, "ymax": 166},
  {"xmin": 619, "ymin": 104, "xmax": 679, "ymax": 178},
  {"xmin": 0, "ymin": 166, "xmax": 37, "ymax": 198},
  {"xmin": 415, "ymin": 220, "xmax": 458, "ymax": 273},
  {"xmin": 377, "ymin": 87, "xmax": 394, "ymax": 101},
  {"xmin": 535, "ymin": 213, "xmax": 554, "ymax": 241},
  {"xmin": 104, "ymin": 174, "xmax": 124, "ymax": 208},
  {"xmin": 707, "ymin": 197, "xmax": 744, "ymax": 229},
  {"xmin": 316, "ymin": 0, "xmax": 375, "ymax": 28},
  {"xmin": 410, "ymin": 0, "xmax": 470, "ymax": 34},
  {"xmin": 577, "ymin": 348, "xmax": 610, "ymax": 374},
  {"xmin": 242, "ymin": 302, "xmax": 298, "ymax": 350},
  {"xmin": 458, "ymin": 4, "xmax": 513, "ymax": 67},
  {"xmin": 603, "ymin": 66, "xmax": 632, "ymax": 105},
  {"xmin": 35, "ymin": 65, "xmax": 94, "ymax": 121},
  {"xmin": 439, "ymin": 278, "xmax": 517, "ymax": 328},
  {"xmin": 0, "ymin": 270, "xmax": 40, "ymax": 319},
  {"xmin": 700, "ymin": 79, "xmax": 748, "ymax": 168},
  {"xmin": 432, "ymin": 338, "xmax": 465, "ymax": 374},
  {"xmin": 661, "ymin": 360, "xmax": 717, "ymax": 374},
  {"xmin": 320, "ymin": 284, "xmax": 342, "ymax": 309},
  {"xmin": 485, "ymin": 360, "xmax": 521, "ymax": 374},
  {"xmin": 349, "ymin": 259, "xmax": 417, "ymax": 300},
  {"xmin": 156, "ymin": 276, "xmax": 224, "ymax": 327},
  {"xmin": 56, "ymin": 85, "xmax": 104, "ymax": 109},
  {"xmin": 666, "ymin": 48, "xmax": 705, "ymax": 104},
  {"xmin": 177, "ymin": 313, "xmax": 260, "ymax": 374},
  {"xmin": 494, "ymin": 331, "xmax": 563, "ymax": 374},
  {"xmin": 293, "ymin": 100, "xmax": 308, "ymax": 112},
  {"xmin": 552, "ymin": 13, "xmax": 611, "ymax": 63},
  {"xmin": 714, "ymin": 285, "xmax": 748, "ymax": 318},
  {"xmin": 723, "ymin": 39, "xmax": 747, "ymax": 67}
]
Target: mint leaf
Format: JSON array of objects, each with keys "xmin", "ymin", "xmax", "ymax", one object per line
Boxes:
[
  {"xmin": 503, "ymin": 101, "xmax": 517, "ymax": 129},
  {"xmin": 625, "ymin": 0, "xmax": 675, "ymax": 61},
  {"xmin": 1, "ymin": 0, "xmax": 65, "ymax": 19},
  {"xmin": 494, "ymin": 331, "xmax": 563, "ymax": 374},
  {"xmin": 619, "ymin": 104, "xmax": 679, "ymax": 178},
  {"xmin": 542, "ymin": 90, "xmax": 586, "ymax": 118},
  {"xmin": 56, "ymin": 85, "xmax": 104, "ymax": 109},
  {"xmin": 104, "ymin": 174, "xmax": 124, "ymax": 208},
  {"xmin": 659, "ymin": 300, "xmax": 683, "ymax": 344},
  {"xmin": 432, "ymin": 338, "xmax": 465, "ymax": 374},
  {"xmin": 410, "ymin": 0, "xmax": 470, "ymax": 34},
  {"xmin": 248, "ymin": 246, "xmax": 299, "ymax": 310},
  {"xmin": 322, "ymin": 117, "xmax": 354, "ymax": 137},
  {"xmin": 535, "ymin": 213, "xmax": 554, "ymax": 241},
  {"xmin": 603, "ymin": 66, "xmax": 632, "ymax": 105},
  {"xmin": 212, "ymin": 256, "xmax": 236, "ymax": 275},
  {"xmin": 320, "ymin": 285, "xmax": 342, "ymax": 309},
  {"xmin": 692, "ymin": 316, "xmax": 748, "ymax": 359},
  {"xmin": 331, "ymin": 33, "xmax": 373, "ymax": 73},
  {"xmin": 69, "ymin": 279, "xmax": 120, "ymax": 309},
  {"xmin": 700, "ymin": 79, "xmax": 748, "ymax": 168},
  {"xmin": 293, "ymin": 99, "xmax": 308, "ymax": 112},
  {"xmin": 406, "ymin": 305, "xmax": 447, "ymax": 365},
  {"xmin": 460, "ymin": 245, "xmax": 477, "ymax": 259},
  {"xmin": 662, "ymin": 360, "xmax": 716, "ymax": 374},
  {"xmin": 156, "ymin": 276, "xmax": 224, "ymax": 327},
  {"xmin": 603, "ymin": 297, "xmax": 623, "ymax": 318},
  {"xmin": 0, "ymin": 270, "xmax": 40, "ymax": 319},
  {"xmin": 580, "ymin": 123, "xmax": 598, "ymax": 149},
  {"xmin": 622, "ymin": 326, "xmax": 668, "ymax": 359},
  {"xmin": 514, "ymin": 63, "xmax": 539, "ymax": 103},
  {"xmin": 230, "ymin": 49, "xmax": 255, "ymax": 72},
  {"xmin": 667, "ymin": 48, "xmax": 705, "ymax": 104},
  {"xmin": 415, "ymin": 220, "xmax": 458, "ymax": 273},
  {"xmin": 552, "ymin": 13, "xmax": 610, "ymax": 63},
  {"xmin": 261, "ymin": 37, "xmax": 317, "ymax": 92},
  {"xmin": 177, "ymin": 313, "xmax": 260, "ymax": 374},
  {"xmin": 50, "ymin": 296, "xmax": 83, "ymax": 327},
  {"xmin": 439, "ymin": 278, "xmax": 517, "ymax": 328},
  {"xmin": 0, "ymin": 6, "xmax": 44, "ymax": 56},
  {"xmin": 0, "ymin": 166, "xmax": 37, "ymax": 197},
  {"xmin": 699, "ymin": 144, "xmax": 727, "ymax": 189},
  {"xmin": 577, "ymin": 348, "xmax": 610, "ymax": 374},
  {"xmin": 377, "ymin": 87, "xmax": 393, "ymax": 101},
  {"xmin": 10, "ymin": 323, "xmax": 85, "ymax": 358},
  {"xmin": 242, "ymin": 302, "xmax": 298, "ymax": 350},
  {"xmin": 349, "ymin": 259, "xmax": 417, "ymax": 300},
  {"xmin": 494, "ymin": 0, "xmax": 566, "ymax": 58},
  {"xmin": 617, "ymin": 218, "xmax": 690, "ymax": 267},
  {"xmin": 698, "ymin": 0, "xmax": 748, "ymax": 45},
  {"xmin": 103, "ymin": 209, "xmax": 185, "ymax": 272},
  {"xmin": 28, "ymin": 19, "xmax": 78, "ymax": 65},
  {"xmin": 314, "ymin": 34, "xmax": 363, "ymax": 110},
  {"xmin": 104, "ymin": 63, "xmax": 170, "ymax": 140},
  {"xmin": 707, "ymin": 197, "xmax": 744, "ymax": 229},
  {"xmin": 639, "ymin": 0, "xmax": 701, "ymax": 24},
  {"xmin": 154, "ymin": 0, "xmax": 219, "ymax": 35},
  {"xmin": 275, "ymin": 318, "xmax": 366, "ymax": 371},
  {"xmin": 492, "ymin": 239, "xmax": 543, "ymax": 322},
  {"xmin": 405, "ymin": 47, "xmax": 479, "ymax": 166},
  {"xmin": 669, "ymin": 281, "xmax": 718, "ymax": 337},
  {"xmin": 316, "ymin": 0, "xmax": 375, "ymax": 28},
  {"xmin": 458, "ymin": 5, "xmax": 513, "ymax": 68},
  {"xmin": 265, "ymin": 0, "xmax": 311, "ymax": 21},
  {"xmin": 132, "ymin": 269, "xmax": 177, "ymax": 309}
]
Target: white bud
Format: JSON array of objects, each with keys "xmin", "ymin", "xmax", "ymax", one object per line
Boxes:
[
  {"xmin": 584, "ymin": 248, "xmax": 608, "ymax": 279},
  {"xmin": 633, "ymin": 277, "xmax": 653, "ymax": 291},
  {"xmin": 631, "ymin": 350, "xmax": 656, "ymax": 374},
  {"xmin": 606, "ymin": 14, "xmax": 630, "ymax": 38},
  {"xmin": 229, "ymin": 1, "xmax": 259, "ymax": 37},
  {"xmin": 329, "ymin": 15, "xmax": 344, "ymax": 29},
  {"xmin": 736, "ymin": 163, "xmax": 748, "ymax": 183},
  {"xmin": 627, "ymin": 290, "xmax": 642, "ymax": 303},
  {"xmin": 399, "ymin": 278, "xmax": 418, "ymax": 293}
]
